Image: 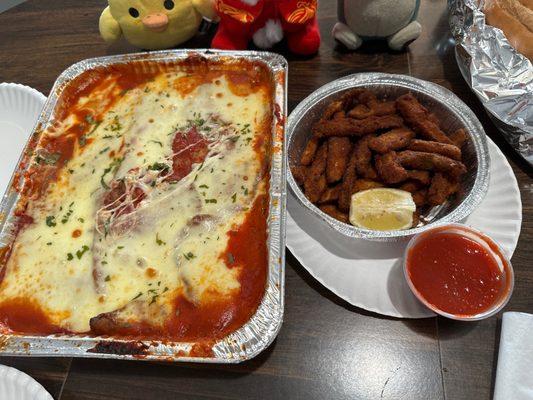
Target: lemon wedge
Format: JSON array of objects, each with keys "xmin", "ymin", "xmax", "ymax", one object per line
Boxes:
[{"xmin": 349, "ymin": 188, "xmax": 416, "ymax": 231}]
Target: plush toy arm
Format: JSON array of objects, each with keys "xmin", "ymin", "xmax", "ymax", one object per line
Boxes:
[
  {"xmin": 193, "ymin": 0, "xmax": 217, "ymax": 20},
  {"xmin": 99, "ymin": 6, "xmax": 122, "ymax": 43},
  {"xmin": 332, "ymin": 22, "xmax": 362, "ymax": 50}
]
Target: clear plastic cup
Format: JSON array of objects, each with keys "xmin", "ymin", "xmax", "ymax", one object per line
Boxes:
[{"xmin": 403, "ymin": 224, "xmax": 514, "ymax": 321}]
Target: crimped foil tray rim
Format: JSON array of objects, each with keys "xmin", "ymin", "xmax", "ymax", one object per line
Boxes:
[
  {"xmin": 0, "ymin": 49, "xmax": 287, "ymax": 363},
  {"xmin": 287, "ymin": 72, "xmax": 490, "ymax": 242}
]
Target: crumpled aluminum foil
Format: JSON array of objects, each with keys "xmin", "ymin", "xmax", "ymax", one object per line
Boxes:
[{"xmin": 448, "ymin": 0, "xmax": 533, "ymax": 165}]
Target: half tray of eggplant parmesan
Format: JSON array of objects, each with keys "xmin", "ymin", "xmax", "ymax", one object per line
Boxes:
[{"xmin": 0, "ymin": 50, "xmax": 287, "ymax": 363}]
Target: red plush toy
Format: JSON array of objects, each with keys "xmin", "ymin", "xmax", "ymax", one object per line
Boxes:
[{"xmin": 212, "ymin": 0, "xmax": 320, "ymax": 55}]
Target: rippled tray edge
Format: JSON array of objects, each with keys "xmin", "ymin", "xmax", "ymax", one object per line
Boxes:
[
  {"xmin": 286, "ymin": 72, "xmax": 490, "ymax": 241},
  {"xmin": 0, "ymin": 49, "xmax": 287, "ymax": 363}
]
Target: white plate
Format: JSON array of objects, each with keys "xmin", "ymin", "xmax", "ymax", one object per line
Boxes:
[
  {"xmin": 0, "ymin": 83, "xmax": 46, "ymax": 196},
  {"xmin": 286, "ymin": 138, "xmax": 522, "ymax": 318},
  {"xmin": 0, "ymin": 365, "xmax": 53, "ymax": 400}
]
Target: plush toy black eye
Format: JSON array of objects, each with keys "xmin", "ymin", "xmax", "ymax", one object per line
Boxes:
[
  {"xmin": 164, "ymin": 0, "xmax": 174, "ymax": 10},
  {"xmin": 129, "ymin": 7, "xmax": 139, "ymax": 18}
]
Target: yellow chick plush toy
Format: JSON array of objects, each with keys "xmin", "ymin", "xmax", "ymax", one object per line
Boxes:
[{"xmin": 99, "ymin": 0, "xmax": 216, "ymax": 50}]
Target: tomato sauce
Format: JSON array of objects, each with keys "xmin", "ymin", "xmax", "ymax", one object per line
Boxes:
[
  {"xmin": 167, "ymin": 193, "xmax": 268, "ymax": 341},
  {"xmin": 406, "ymin": 230, "xmax": 509, "ymax": 316},
  {"xmin": 1, "ymin": 57, "xmax": 273, "ymax": 344},
  {"xmin": 167, "ymin": 126, "xmax": 209, "ymax": 182},
  {"xmin": 88, "ymin": 194, "xmax": 268, "ymax": 342},
  {"xmin": 0, "ymin": 298, "xmax": 65, "ymax": 334}
]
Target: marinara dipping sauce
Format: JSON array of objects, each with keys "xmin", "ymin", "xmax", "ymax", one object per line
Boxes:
[{"xmin": 404, "ymin": 224, "xmax": 514, "ymax": 320}]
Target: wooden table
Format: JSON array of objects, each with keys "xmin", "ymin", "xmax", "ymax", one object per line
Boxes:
[{"xmin": 0, "ymin": 1, "xmax": 531, "ymax": 399}]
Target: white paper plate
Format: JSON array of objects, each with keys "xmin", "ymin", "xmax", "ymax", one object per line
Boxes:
[
  {"xmin": 287, "ymin": 138, "xmax": 522, "ymax": 318},
  {"xmin": 0, "ymin": 83, "xmax": 46, "ymax": 196},
  {"xmin": 0, "ymin": 365, "xmax": 53, "ymax": 400}
]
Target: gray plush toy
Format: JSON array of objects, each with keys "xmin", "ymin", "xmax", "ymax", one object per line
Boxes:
[{"xmin": 333, "ymin": 0, "xmax": 421, "ymax": 51}]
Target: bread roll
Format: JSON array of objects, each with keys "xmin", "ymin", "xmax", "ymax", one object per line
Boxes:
[
  {"xmin": 498, "ymin": 0, "xmax": 533, "ymax": 31},
  {"xmin": 518, "ymin": 0, "xmax": 533, "ymax": 10},
  {"xmin": 485, "ymin": 0, "xmax": 533, "ymax": 60}
]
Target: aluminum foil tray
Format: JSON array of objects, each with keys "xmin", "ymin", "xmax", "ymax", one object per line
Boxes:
[
  {"xmin": 449, "ymin": 0, "xmax": 533, "ymax": 166},
  {"xmin": 0, "ymin": 50, "xmax": 287, "ymax": 363},
  {"xmin": 287, "ymin": 73, "xmax": 490, "ymax": 241}
]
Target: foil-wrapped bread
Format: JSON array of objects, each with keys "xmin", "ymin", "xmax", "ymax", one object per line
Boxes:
[{"xmin": 485, "ymin": 0, "xmax": 533, "ymax": 60}]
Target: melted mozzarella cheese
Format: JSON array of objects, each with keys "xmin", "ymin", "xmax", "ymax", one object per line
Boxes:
[{"xmin": 0, "ymin": 72, "xmax": 270, "ymax": 332}]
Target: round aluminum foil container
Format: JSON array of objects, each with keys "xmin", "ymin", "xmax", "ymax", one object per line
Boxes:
[{"xmin": 287, "ymin": 73, "xmax": 490, "ymax": 241}]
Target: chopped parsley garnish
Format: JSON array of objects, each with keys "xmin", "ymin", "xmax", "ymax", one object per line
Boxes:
[
  {"xmin": 155, "ymin": 233, "xmax": 166, "ymax": 246},
  {"xmin": 36, "ymin": 151, "xmax": 61, "ymax": 165},
  {"xmin": 117, "ymin": 246, "xmax": 124, "ymax": 250},
  {"xmin": 147, "ymin": 162, "xmax": 169, "ymax": 172},
  {"xmin": 149, "ymin": 293, "xmax": 159, "ymax": 305},
  {"xmin": 231, "ymin": 193, "xmax": 237, "ymax": 203},
  {"xmin": 109, "ymin": 115, "xmax": 122, "ymax": 131},
  {"xmin": 76, "ymin": 245, "xmax": 89, "ymax": 259},
  {"xmin": 46, "ymin": 216, "xmax": 57, "ymax": 227},
  {"xmin": 188, "ymin": 112, "xmax": 205, "ymax": 128},
  {"xmin": 100, "ymin": 157, "xmax": 124, "ymax": 189},
  {"xmin": 99, "ymin": 146, "xmax": 110, "ymax": 155},
  {"xmin": 61, "ymin": 203, "xmax": 74, "ymax": 224},
  {"xmin": 149, "ymin": 140, "xmax": 163, "ymax": 147},
  {"xmin": 67, "ymin": 253, "xmax": 74, "ymax": 261},
  {"xmin": 104, "ymin": 275, "xmax": 111, "ymax": 282},
  {"xmin": 78, "ymin": 217, "xmax": 85, "ymax": 223},
  {"xmin": 205, "ymin": 199, "xmax": 217, "ymax": 204},
  {"xmin": 183, "ymin": 252, "xmax": 195, "ymax": 260},
  {"xmin": 103, "ymin": 218, "xmax": 111, "ymax": 238},
  {"xmin": 79, "ymin": 135, "xmax": 87, "ymax": 147},
  {"xmin": 46, "ymin": 242, "xmax": 52, "ymax": 246},
  {"xmin": 132, "ymin": 292, "xmax": 143, "ymax": 301},
  {"xmin": 227, "ymin": 252, "xmax": 235, "ymax": 264},
  {"xmin": 198, "ymin": 184, "xmax": 209, "ymax": 189}
]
